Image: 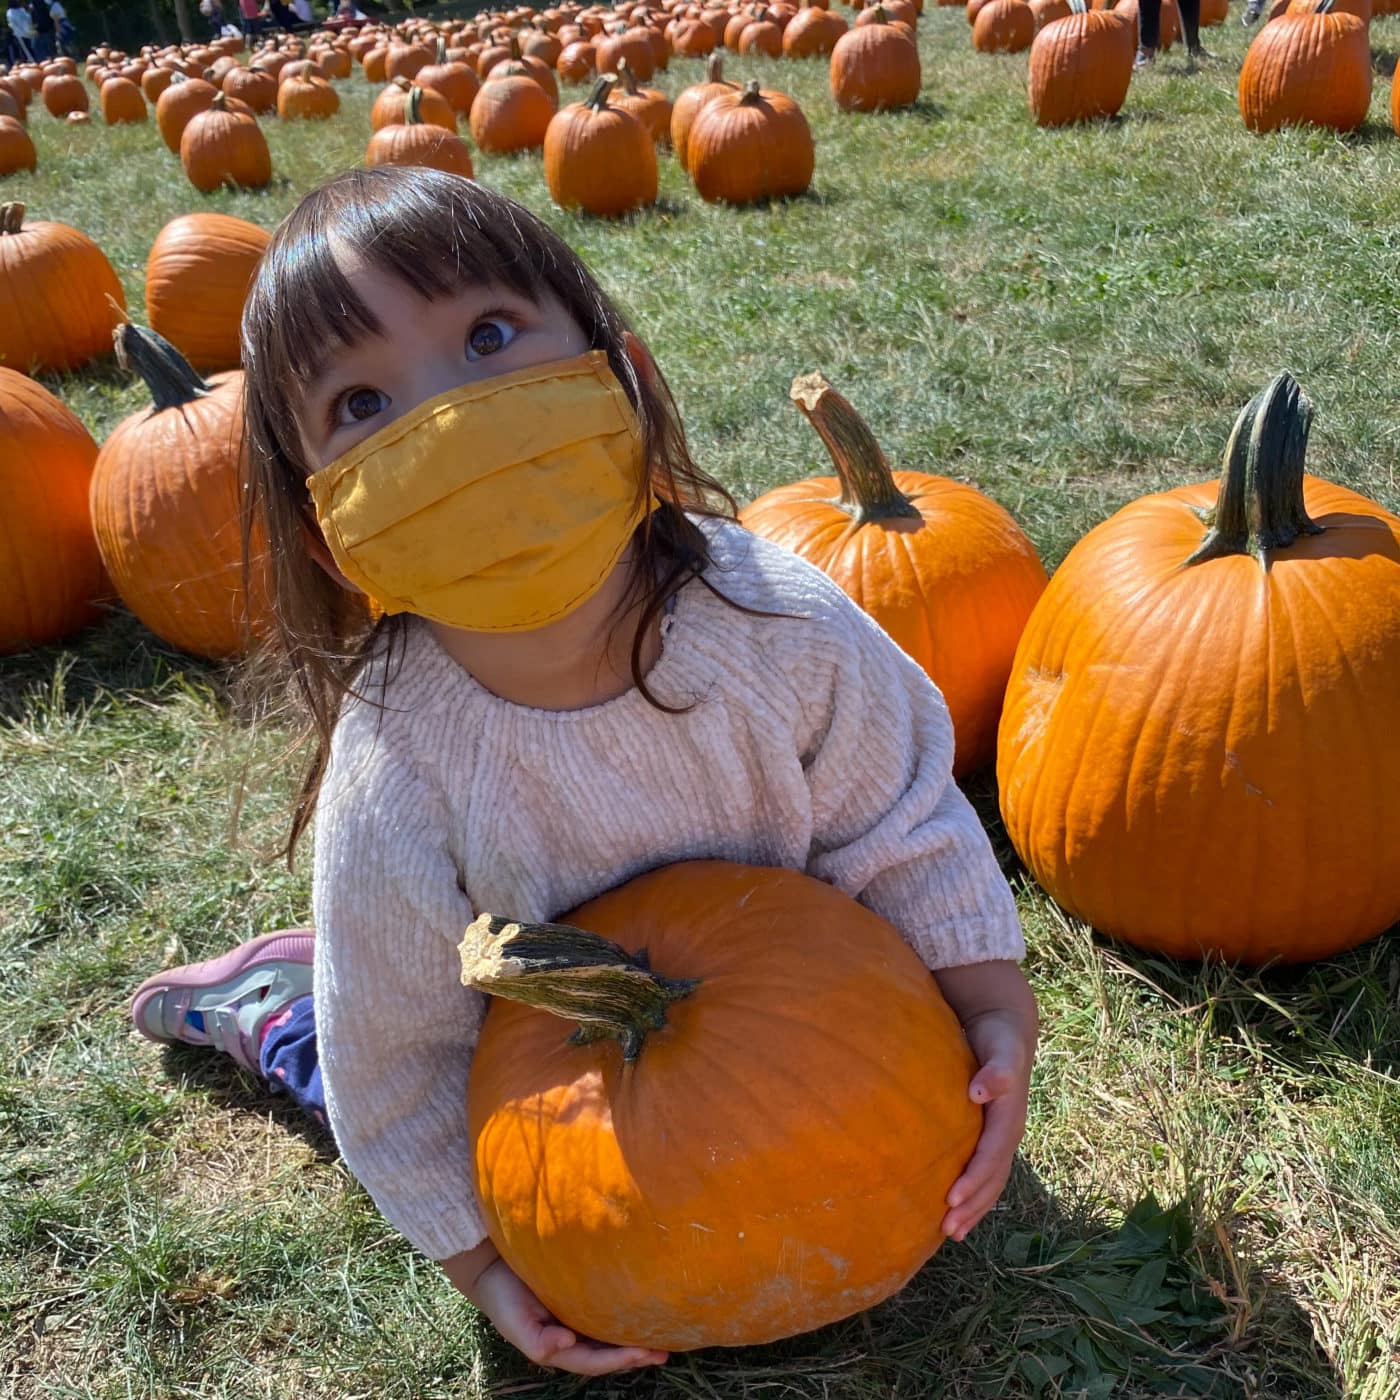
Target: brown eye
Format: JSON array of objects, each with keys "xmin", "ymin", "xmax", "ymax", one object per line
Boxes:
[
  {"xmin": 345, "ymin": 388, "xmax": 386, "ymax": 422},
  {"xmin": 467, "ymin": 319, "xmax": 514, "ymax": 358}
]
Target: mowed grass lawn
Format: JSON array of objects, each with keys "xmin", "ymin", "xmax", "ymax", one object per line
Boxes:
[{"xmin": 4, "ymin": 12, "xmax": 1400, "ymax": 1397}]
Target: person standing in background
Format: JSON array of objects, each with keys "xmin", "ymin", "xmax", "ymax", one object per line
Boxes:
[
  {"xmin": 1134, "ymin": 0, "xmax": 1211, "ymax": 67},
  {"xmin": 28, "ymin": 0, "xmax": 53, "ymax": 58},
  {"xmin": 6, "ymin": 0, "xmax": 34, "ymax": 59},
  {"xmin": 49, "ymin": 0, "xmax": 76, "ymax": 55}
]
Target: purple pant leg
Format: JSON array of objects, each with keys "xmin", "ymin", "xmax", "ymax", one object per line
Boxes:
[{"xmin": 258, "ymin": 994, "xmax": 328, "ymax": 1129}]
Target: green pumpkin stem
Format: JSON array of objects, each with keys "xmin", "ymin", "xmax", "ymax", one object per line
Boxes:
[
  {"xmin": 587, "ymin": 71, "xmax": 618, "ymax": 109},
  {"xmin": 1185, "ymin": 372, "xmax": 1323, "ymax": 568},
  {"xmin": 114, "ymin": 322, "xmax": 212, "ymax": 412},
  {"xmin": 790, "ymin": 371, "xmax": 922, "ymax": 525},
  {"xmin": 459, "ymin": 914, "xmax": 697, "ymax": 1063},
  {"xmin": 435, "ymin": 36, "xmax": 448, "ymax": 63},
  {"xmin": 0, "ymin": 201, "xmax": 24, "ymax": 236},
  {"xmin": 406, "ymin": 84, "xmax": 424, "ymax": 124}
]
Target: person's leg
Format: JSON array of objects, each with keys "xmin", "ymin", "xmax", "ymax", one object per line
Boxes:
[
  {"xmin": 131, "ymin": 929, "xmax": 323, "ymax": 1127},
  {"xmin": 258, "ymin": 995, "xmax": 327, "ymax": 1127},
  {"xmin": 1136, "ymin": 0, "xmax": 1160, "ymax": 64},
  {"xmin": 1178, "ymin": 0, "xmax": 1205, "ymax": 54}
]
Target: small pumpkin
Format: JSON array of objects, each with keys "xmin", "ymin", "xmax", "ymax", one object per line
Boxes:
[
  {"xmin": 99, "ymin": 75, "xmax": 148, "ymax": 124},
  {"xmin": 782, "ymin": 1, "xmax": 850, "ymax": 54},
  {"xmin": 180, "ymin": 91, "xmax": 272, "ymax": 193},
  {"xmin": 156, "ymin": 73, "xmax": 220, "ymax": 152},
  {"xmin": 372, "ymin": 74, "xmax": 457, "ymax": 130},
  {"xmin": 221, "ymin": 65, "xmax": 278, "ymax": 112},
  {"xmin": 1239, "ymin": 0, "xmax": 1370, "ymax": 132},
  {"xmin": 612, "ymin": 56, "xmax": 671, "ymax": 143},
  {"xmin": 464, "ymin": 861, "xmax": 981, "ymax": 1351},
  {"xmin": 742, "ymin": 372, "xmax": 1046, "ymax": 775},
  {"xmin": 0, "ymin": 202, "xmax": 126, "ymax": 375},
  {"xmin": 145, "ymin": 212, "xmax": 271, "ymax": 373},
  {"xmin": 0, "ymin": 367, "xmax": 108, "ymax": 652},
  {"xmin": 972, "ymin": 0, "xmax": 1036, "ymax": 48},
  {"xmin": 737, "ymin": 7, "xmax": 786, "ymax": 53},
  {"xmin": 671, "ymin": 53, "xmax": 738, "ymax": 171},
  {"xmin": 277, "ymin": 71, "xmax": 340, "ymax": 119},
  {"xmin": 829, "ymin": 8, "xmax": 921, "ymax": 111},
  {"xmin": 557, "ymin": 39, "xmax": 598, "ymax": 81},
  {"xmin": 366, "ymin": 84, "xmax": 475, "ymax": 175},
  {"xmin": 686, "ymin": 79, "xmax": 814, "ymax": 205},
  {"xmin": 543, "ymin": 73, "xmax": 657, "ymax": 216},
  {"xmin": 89, "ymin": 324, "xmax": 274, "ymax": 659},
  {"xmin": 0, "ymin": 116, "xmax": 35, "ymax": 176},
  {"xmin": 1028, "ymin": 0, "xmax": 1133, "ymax": 126},
  {"xmin": 469, "ymin": 65, "xmax": 556, "ymax": 153},
  {"xmin": 416, "ymin": 38, "xmax": 481, "ymax": 113},
  {"xmin": 998, "ymin": 374, "xmax": 1400, "ymax": 964}
]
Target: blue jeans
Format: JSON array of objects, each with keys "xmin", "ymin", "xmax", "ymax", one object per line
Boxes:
[{"xmin": 259, "ymin": 994, "xmax": 327, "ymax": 1128}]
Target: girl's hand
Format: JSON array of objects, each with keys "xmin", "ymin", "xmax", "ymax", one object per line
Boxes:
[
  {"xmin": 942, "ymin": 1006, "xmax": 1033, "ymax": 1242},
  {"xmin": 472, "ymin": 1257, "xmax": 669, "ymax": 1376},
  {"xmin": 931, "ymin": 961, "xmax": 1038, "ymax": 1244}
]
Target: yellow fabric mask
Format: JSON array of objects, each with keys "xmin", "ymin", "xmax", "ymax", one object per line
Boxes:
[{"xmin": 306, "ymin": 350, "xmax": 655, "ymax": 632}]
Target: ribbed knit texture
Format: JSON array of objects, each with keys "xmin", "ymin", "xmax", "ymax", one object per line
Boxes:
[{"xmin": 311, "ymin": 519, "xmax": 1025, "ymax": 1262}]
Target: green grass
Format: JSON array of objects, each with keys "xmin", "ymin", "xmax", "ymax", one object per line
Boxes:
[{"xmin": 4, "ymin": 13, "xmax": 1400, "ymax": 1397}]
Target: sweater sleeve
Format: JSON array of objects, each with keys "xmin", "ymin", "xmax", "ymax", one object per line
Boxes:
[
  {"xmin": 795, "ymin": 588, "xmax": 1026, "ymax": 970},
  {"xmin": 311, "ymin": 707, "xmax": 488, "ymax": 1262}
]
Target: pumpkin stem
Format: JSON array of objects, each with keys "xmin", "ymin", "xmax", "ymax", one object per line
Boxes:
[
  {"xmin": 435, "ymin": 36, "xmax": 448, "ymax": 62},
  {"xmin": 738, "ymin": 78, "xmax": 764, "ymax": 105},
  {"xmin": 404, "ymin": 83, "xmax": 424, "ymax": 124},
  {"xmin": 459, "ymin": 914, "xmax": 697, "ymax": 1063},
  {"xmin": 790, "ymin": 371, "xmax": 922, "ymax": 525},
  {"xmin": 705, "ymin": 52, "xmax": 725, "ymax": 81},
  {"xmin": 587, "ymin": 72, "xmax": 617, "ymax": 109},
  {"xmin": 617, "ymin": 55, "xmax": 639, "ymax": 92},
  {"xmin": 114, "ymin": 322, "xmax": 213, "ymax": 413},
  {"xmin": 0, "ymin": 201, "xmax": 24, "ymax": 236},
  {"xmin": 1185, "ymin": 373, "xmax": 1324, "ymax": 569}
]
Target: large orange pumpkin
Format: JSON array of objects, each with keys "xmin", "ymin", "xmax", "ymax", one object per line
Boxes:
[
  {"xmin": 1028, "ymin": 0, "xmax": 1134, "ymax": 125},
  {"xmin": 145, "ymin": 212, "xmax": 270, "ymax": 373},
  {"xmin": 997, "ymin": 374, "xmax": 1400, "ymax": 964},
  {"xmin": 1238, "ymin": 0, "xmax": 1370, "ymax": 132},
  {"xmin": 670, "ymin": 53, "xmax": 737, "ymax": 172},
  {"xmin": 89, "ymin": 324, "xmax": 273, "ymax": 659},
  {"xmin": 464, "ymin": 861, "xmax": 981, "ymax": 1351},
  {"xmin": 0, "ymin": 367, "xmax": 108, "ymax": 651},
  {"xmin": 741, "ymin": 372, "xmax": 1046, "ymax": 775},
  {"xmin": 972, "ymin": 0, "xmax": 1036, "ymax": 48},
  {"xmin": 829, "ymin": 10, "xmax": 921, "ymax": 111},
  {"xmin": 0, "ymin": 116, "xmax": 36, "ymax": 176},
  {"xmin": 0, "ymin": 202, "xmax": 126, "ymax": 375},
  {"xmin": 180, "ymin": 92, "xmax": 272, "ymax": 193},
  {"xmin": 686, "ymin": 79, "xmax": 814, "ymax": 206},
  {"xmin": 543, "ymin": 73, "xmax": 657, "ymax": 216},
  {"xmin": 365, "ymin": 85, "xmax": 475, "ymax": 175}
]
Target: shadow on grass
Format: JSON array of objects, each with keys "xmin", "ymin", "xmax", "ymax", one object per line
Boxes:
[
  {"xmin": 0, "ymin": 608, "xmax": 231, "ymax": 724},
  {"xmin": 1110, "ymin": 929, "xmax": 1400, "ymax": 1084},
  {"xmin": 466, "ymin": 1162, "xmax": 1340, "ymax": 1398},
  {"xmin": 1370, "ymin": 47, "xmax": 1397, "ymax": 79},
  {"xmin": 159, "ymin": 1043, "xmax": 339, "ymax": 1165}
]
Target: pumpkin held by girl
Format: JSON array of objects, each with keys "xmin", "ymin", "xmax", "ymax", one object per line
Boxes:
[
  {"xmin": 998, "ymin": 374, "xmax": 1400, "ymax": 964},
  {"xmin": 463, "ymin": 862, "xmax": 982, "ymax": 1351}
]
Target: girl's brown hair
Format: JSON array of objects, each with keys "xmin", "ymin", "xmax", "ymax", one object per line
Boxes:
[{"xmin": 240, "ymin": 166, "xmax": 739, "ymax": 864}]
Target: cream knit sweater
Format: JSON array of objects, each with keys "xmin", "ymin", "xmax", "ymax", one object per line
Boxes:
[{"xmin": 311, "ymin": 519, "xmax": 1025, "ymax": 1262}]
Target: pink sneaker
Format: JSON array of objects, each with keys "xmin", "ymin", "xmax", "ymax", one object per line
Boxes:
[{"xmin": 131, "ymin": 929, "xmax": 314, "ymax": 1075}]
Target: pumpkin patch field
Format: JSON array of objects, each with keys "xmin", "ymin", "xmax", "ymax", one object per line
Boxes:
[{"xmin": 4, "ymin": 4, "xmax": 1400, "ymax": 1396}]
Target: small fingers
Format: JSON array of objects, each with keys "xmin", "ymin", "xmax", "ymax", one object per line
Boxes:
[
  {"xmin": 547, "ymin": 1344, "xmax": 668, "ymax": 1376},
  {"xmin": 969, "ymin": 1062, "xmax": 1017, "ymax": 1104}
]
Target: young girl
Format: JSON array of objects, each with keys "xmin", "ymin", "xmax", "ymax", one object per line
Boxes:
[{"xmin": 131, "ymin": 167, "xmax": 1038, "ymax": 1377}]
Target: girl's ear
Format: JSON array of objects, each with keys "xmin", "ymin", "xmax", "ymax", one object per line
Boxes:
[
  {"xmin": 299, "ymin": 510, "xmax": 364, "ymax": 595},
  {"xmin": 623, "ymin": 330, "xmax": 658, "ymax": 391}
]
